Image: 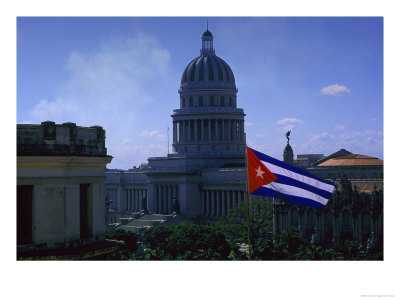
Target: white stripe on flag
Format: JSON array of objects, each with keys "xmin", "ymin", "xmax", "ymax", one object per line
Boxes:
[
  {"xmin": 265, "ymin": 182, "xmax": 330, "ymax": 205},
  {"xmin": 262, "ymin": 160, "xmax": 334, "ymax": 193}
]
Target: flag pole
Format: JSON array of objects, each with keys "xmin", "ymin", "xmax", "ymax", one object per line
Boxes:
[{"xmin": 244, "ymin": 133, "xmax": 252, "ymax": 260}]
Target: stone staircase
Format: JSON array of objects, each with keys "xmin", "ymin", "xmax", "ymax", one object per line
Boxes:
[{"xmin": 115, "ymin": 213, "xmax": 175, "ymax": 233}]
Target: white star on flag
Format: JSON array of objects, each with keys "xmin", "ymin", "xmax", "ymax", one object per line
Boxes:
[{"xmin": 255, "ymin": 166, "xmax": 265, "ymax": 178}]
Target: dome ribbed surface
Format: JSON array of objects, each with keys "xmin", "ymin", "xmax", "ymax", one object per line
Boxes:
[{"xmin": 180, "ymin": 54, "xmax": 236, "ymax": 90}]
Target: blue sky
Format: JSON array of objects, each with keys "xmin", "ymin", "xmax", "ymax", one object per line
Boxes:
[{"xmin": 17, "ymin": 17, "xmax": 383, "ymax": 169}]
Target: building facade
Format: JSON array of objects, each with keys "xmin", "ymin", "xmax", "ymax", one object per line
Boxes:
[
  {"xmin": 105, "ymin": 29, "xmax": 383, "ymax": 248},
  {"xmin": 275, "ymin": 147, "xmax": 383, "ymax": 248},
  {"xmin": 17, "ymin": 121, "xmax": 112, "ymax": 253},
  {"xmin": 106, "ymin": 29, "xmax": 249, "ymax": 224}
]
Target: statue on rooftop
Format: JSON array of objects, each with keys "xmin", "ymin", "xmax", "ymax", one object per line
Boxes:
[{"xmin": 286, "ymin": 130, "xmax": 291, "ymax": 144}]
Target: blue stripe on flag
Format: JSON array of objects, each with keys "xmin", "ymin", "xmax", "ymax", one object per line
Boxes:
[
  {"xmin": 274, "ymin": 174, "xmax": 333, "ymax": 199},
  {"xmin": 252, "ymin": 187, "xmax": 325, "ymax": 210},
  {"xmin": 251, "ymin": 147, "xmax": 333, "ymax": 186}
]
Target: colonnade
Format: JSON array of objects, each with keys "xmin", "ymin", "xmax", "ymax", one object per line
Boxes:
[
  {"xmin": 153, "ymin": 184, "xmax": 179, "ymax": 214},
  {"xmin": 173, "ymin": 119, "xmax": 244, "ymax": 143},
  {"xmin": 201, "ymin": 189, "xmax": 245, "ymax": 217},
  {"xmin": 125, "ymin": 188, "xmax": 147, "ymax": 212},
  {"xmin": 106, "ymin": 188, "xmax": 119, "ymax": 211}
]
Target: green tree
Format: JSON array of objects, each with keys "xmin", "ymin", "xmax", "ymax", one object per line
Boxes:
[
  {"xmin": 143, "ymin": 223, "xmax": 233, "ymax": 260},
  {"xmin": 105, "ymin": 228, "xmax": 139, "ymax": 252},
  {"xmin": 216, "ymin": 198, "xmax": 273, "ymax": 246}
]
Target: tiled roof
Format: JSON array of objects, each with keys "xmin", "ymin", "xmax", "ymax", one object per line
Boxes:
[{"xmin": 318, "ymin": 154, "xmax": 383, "ymax": 166}]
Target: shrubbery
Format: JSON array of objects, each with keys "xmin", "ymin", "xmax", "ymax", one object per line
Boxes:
[
  {"xmin": 143, "ymin": 223, "xmax": 235, "ymax": 260},
  {"xmin": 105, "ymin": 228, "xmax": 139, "ymax": 252}
]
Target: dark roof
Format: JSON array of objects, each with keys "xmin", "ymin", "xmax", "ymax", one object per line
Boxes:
[
  {"xmin": 202, "ymin": 30, "xmax": 213, "ymax": 37},
  {"xmin": 315, "ymin": 149, "xmax": 352, "ymax": 165}
]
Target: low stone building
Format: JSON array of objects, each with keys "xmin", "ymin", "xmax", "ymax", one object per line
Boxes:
[
  {"xmin": 274, "ymin": 148, "xmax": 383, "ymax": 248},
  {"xmin": 17, "ymin": 121, "xmax": 112, "ymax": 254}
]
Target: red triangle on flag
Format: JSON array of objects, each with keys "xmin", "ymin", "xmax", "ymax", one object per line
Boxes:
[{"xmin": 247, "ymin": 147, "xmax": 278, "ymax": 194}]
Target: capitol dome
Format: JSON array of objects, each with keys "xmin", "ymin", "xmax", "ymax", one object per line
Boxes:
[{"xmin": 180, "ymin": 29, "xmax": 236, "ymax": 91}]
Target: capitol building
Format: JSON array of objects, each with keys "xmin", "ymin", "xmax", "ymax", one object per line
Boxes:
[
  {"xmin": 105, "ymin": 28, "xmax": 383, "ymax": 248},
  {"xmin": 106, "ymin": 28, "xmax": 249, "ymax": 223}
]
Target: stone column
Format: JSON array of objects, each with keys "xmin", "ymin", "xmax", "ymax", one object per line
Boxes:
[
  {"xmin": 215, "ymin": 119, "xmax": 219, "ymax": 141},
  {"xmin": 157, "ymin": 184, "xmax": 162, "ymax": 213},
  {"xmin": 222, "ymin": 119, "xmax": 225, "ymax": 141},
  {"xmin": 194, "ymin": 119, "xmax": 198, "ymax": 141},
  {"xmin": 227, "ymin": 191, "xmax": 232, "ymax": 211},
  {"xmin": 137, "ymin": 189, "xmax": 140, "ymax": 212},
  {"xmin": 216, "ymin": 190, "xmax": 221, "ymax": 217},
  {"xmin": 173, "ymin": 121, "xmax": 177, "ymax": 143},
  {"xmin": 210, "ymin": 190, "xmax": 215, "ymax": 217},
  {"xmin": 221, "ymin": 190, "xmax": 226, "ymax": 216},
  {"xmin": 167, "ymin": 185, "xmax": 171, "ymax": 214},
  {"xmin": 200, "ymin": 119, "xmax": 204, "ymax": 141},
  {"xmin": 131, "ymin": 189, "xmax": 135, "ymax": 211},
  {"xmin": 178, "ymin": 121, "xmax": 182, "ymax": 143},
  {"xmin": 128, "ymin": 190, "xmax": 132, "ymax": 211},
  {"xmin": 208, "ymin": 119, "xmax": 212, "ymax": 142},
  {"xmin": 182, "ymin": 120, "xmax": 186, "ymax": 142},
  {"xmin": 206, "ymin": 190, "xmax": 210, "ymax": 217}
]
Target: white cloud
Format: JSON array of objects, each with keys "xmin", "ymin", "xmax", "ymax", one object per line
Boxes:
[
  {"xmin": 340, "ymin": 131, "xmax": 361, "ymax": 140},
  {"xmin": 140, "ymin": 130, "xmax": 159, "ymax": 137},
  {"xmin": 27, "ymin": 33, "xmax": 172, "ymax": 168},
  {"xmin": 29, "ymin": 33, "xmax": 170, "ymax": 124},
  {"xmin": 335, "ymin": 124, "xmax": 345, "ymax": 131},
  {"xmin": 320, "ymin": 84, "xmax": 351, "ymax": 96},
  {"xmin": 311, "ymin": 132, "xmax": 335, "ymax": 142},
  {"xmin": 276, "ymin": 117, "xmax": 304, "ymax": 131}
]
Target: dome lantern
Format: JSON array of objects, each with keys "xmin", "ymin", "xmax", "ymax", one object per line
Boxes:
[{"xmin": 201, "ymin": 22, "xmax": 215, "ymax": 55}]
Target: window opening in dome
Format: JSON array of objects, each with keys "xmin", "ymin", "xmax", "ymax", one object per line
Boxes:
[
  {"xmin": 189, "ymin": 97, "xmax": 193, "ymax": 107},
  {"xmin": 207, "ymin": 58, "xmax": 214, "ymax": 81},
  {"xmin": 199, "ymin": 96, "xmax": 203, "ymax": 107},
  {"xmin": 222, "ymin": 63, "xmax": 230, "ymax": 82},
  {"xmin": 216, "ymin": 60, "xmax": 223, "ymax": 80},
  {"xmin": 199, "ymin": 59, "xmax": 205, "ymax": 81},
  {"xmin": 190, "ymin": 64, "xmax": 196, "ymax": 81},
  {"xmin": 209, "ymin": 96, "xmax": 214, "ymax": 106},
  {"xmin": 182, "ymin": 98, "xmax": 186, "ymax": 108}
]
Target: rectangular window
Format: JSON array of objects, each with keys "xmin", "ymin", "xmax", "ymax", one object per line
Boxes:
[
  {"xmin": 80, "ymin": 184, "xmax": 92, "ymax": 239},
  {"xmin": 17, "ymin": 185, "xmax": 33, "ymax": 244}
]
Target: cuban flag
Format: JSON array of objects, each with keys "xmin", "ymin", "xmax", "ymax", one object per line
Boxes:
[{"xmin": 247, "ymin": 147, "xmax": 335, "ymax": 210}]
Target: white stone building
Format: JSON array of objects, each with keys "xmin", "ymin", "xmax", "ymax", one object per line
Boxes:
[
  {"xmin": 106, "ymin": 29, "xmax": 248, "ymax": 223},
  {"xmin": 17, "ymin": 121, "xmax": 112, "ymax": 252}
]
